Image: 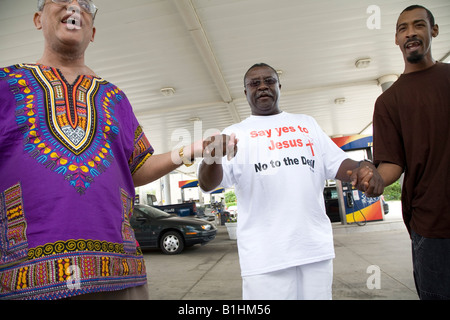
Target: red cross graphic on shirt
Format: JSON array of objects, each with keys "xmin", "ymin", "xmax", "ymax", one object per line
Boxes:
[{"xmin": 306, "ymin": 140, "xmax": 315, "ymax": 156}]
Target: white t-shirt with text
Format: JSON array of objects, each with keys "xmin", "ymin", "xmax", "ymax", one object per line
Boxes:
[{"xmin": 206, "ymin": 112, "xmax": 347, "ymax": 277}]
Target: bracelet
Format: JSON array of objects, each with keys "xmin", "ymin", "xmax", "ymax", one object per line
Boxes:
[{"xmin": 179, "ymin": 146, "xmax": 194, "ymax": 167}]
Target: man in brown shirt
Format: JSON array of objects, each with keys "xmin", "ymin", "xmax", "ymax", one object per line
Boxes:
[{"xmin": 372, "ymin": 5, "xmax": 450, "ymax": 300}]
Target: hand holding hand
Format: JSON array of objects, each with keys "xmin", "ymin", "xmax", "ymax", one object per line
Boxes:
[
  {"xmin": 347, "ymin": 162, "xmax": 384, "ymax": 197},
  {"xmin": 202, "ymin": 133, "xmax": 238, "ymax": 164}
]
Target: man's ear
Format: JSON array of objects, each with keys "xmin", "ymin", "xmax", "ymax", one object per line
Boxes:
[
  {"xmin": 34, "ymin": 12, "xmax": 43, "ymax": 30},
  {"xmin": 90, "ymin": 27, "xmax": 96, "ymax": 42},
  {"xmin": 432, "ymin": 24, "xmax": 439, "ymax": 38}
]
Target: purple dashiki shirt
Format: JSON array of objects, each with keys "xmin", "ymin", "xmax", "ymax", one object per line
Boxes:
[{"xmin": 0, "ymin": 64, "xmax": 154, "ymax": 299}]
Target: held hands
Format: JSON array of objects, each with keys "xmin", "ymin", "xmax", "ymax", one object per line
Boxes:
[
  {"xmin": 202, "ymin": 133, "xmax": 238, "ymax": 164},
  {"xmin": 347, "ymin": 162, "xmax": 384, "ymax": 197},
  {"xmin": 178, "ymin": 133, "xmax": 238, "ymax": 166}
]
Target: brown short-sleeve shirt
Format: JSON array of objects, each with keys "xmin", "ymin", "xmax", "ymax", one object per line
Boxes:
[{"xmin": 373, "ymin": 62, "xmax": 450, "ymax": 238}]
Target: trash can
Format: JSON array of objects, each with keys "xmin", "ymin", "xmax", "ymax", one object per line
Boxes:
[{"xmin": 220, "ymin": 211, "xmax": 230, "ymax": 225}]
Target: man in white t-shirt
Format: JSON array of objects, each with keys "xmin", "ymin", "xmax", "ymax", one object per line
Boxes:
[{"xmin": 198, "ymin": 63, "xmax": 383, "ymax": 300}]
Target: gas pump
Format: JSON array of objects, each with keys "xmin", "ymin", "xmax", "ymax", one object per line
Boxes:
[{"xmin": 331, "ymin": 135, "xmax": 384, "ymax": 225}]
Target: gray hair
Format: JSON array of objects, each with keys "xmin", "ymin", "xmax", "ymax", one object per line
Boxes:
[{"xmin": 37, "ymin": 0, "xmax": 45, "ymax": 11}]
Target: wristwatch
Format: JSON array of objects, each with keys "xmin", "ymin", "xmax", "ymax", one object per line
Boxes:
[{"xmin": 179, "ymin": 146, "xmax": 194, "ymax": 167}]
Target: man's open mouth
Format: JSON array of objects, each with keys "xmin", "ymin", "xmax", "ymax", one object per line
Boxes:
[
  {"xmin": 405, "ymin": 40, "xmax": 422, "ymax": 51},
  {"xmin": 62, "ymin": 13, "xmax": 82, "ymax": 29}
]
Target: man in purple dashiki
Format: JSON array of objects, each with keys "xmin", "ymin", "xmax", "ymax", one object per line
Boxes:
[{"xmin": 0, "ymin": 0, "xmax": 205, "ymax": 300}]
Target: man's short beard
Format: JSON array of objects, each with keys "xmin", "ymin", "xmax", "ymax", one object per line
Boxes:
[{"xmin": 407, "ymin": 52, "xmax": 424, "ymax": 64}]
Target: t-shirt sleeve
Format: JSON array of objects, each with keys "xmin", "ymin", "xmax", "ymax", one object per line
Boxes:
[
  {"xmin": 311, "ymin": 117, "xmax": 348, "ymax": 179},
  {"xmin": 372, "ymin": 97, "xmax": 405, "ymax": 168},
  {"xmin": 129, "ymin": 124, "xmax": 154, "ymax": 175},
  {"xmin": 218, "ymin": 126, "xmax": 239, "ymax": 188}
]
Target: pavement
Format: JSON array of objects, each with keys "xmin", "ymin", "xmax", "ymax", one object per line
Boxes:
[{"xmin": 142, "ymin": 201, "xmax": 419, "ymax": 300}]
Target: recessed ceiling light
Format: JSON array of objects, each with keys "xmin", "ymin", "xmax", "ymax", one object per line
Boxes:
[
  {"xmin": 160, "ymin": 87, "xmax": 175, "ymax": 96},
  {"xmin": 355, "ymin": 58, "xmax": 372, "ymax": 69},
  {"xmin": 334, "ymin": 98, "xmax": 346, "ymax": 105}
]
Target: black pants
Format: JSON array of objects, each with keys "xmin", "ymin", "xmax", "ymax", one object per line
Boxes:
[{"xmin": 411, "ymin": 230, "xmax": 450, "ymax": 300}]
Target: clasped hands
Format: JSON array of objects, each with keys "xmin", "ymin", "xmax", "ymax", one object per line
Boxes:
[
  {"xmin": 347, "ymin": 162, "xmax": 384, "ymax": 197},
  {"xmin": 200, "ymin": 133, "xmax": 238, "ymax": 164}
]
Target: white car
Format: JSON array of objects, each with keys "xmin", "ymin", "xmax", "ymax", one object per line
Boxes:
[{"xmin": 226, "ymin": 206, "xmax": 238, "ymax": 218}]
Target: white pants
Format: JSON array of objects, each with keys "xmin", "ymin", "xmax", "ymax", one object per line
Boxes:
[{"xmin": 242, "ymin": 259, "xmax": 333, "ymax": 300}]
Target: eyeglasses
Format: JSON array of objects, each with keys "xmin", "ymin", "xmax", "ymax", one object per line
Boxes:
[
  {"xmin": 49, "ymin": 0, "xmax": 98, "ymax": 18},
  {"xmin": 246, "ymin": 77, "xmax": 278, "ymax": 88}
]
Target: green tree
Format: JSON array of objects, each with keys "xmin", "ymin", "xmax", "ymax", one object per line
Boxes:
[
  {"xmin": 383, "ymin": 180, "xmax": 402, "ymax": 201},
  {"xmin": 225, "ymin": 190, "xmax": 237, "ymax": 207}
]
